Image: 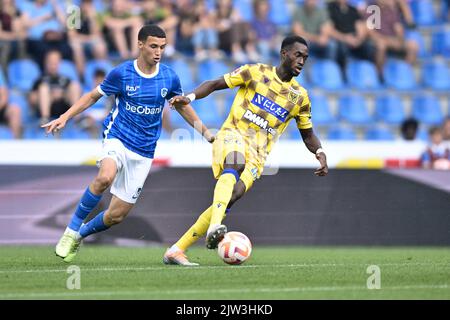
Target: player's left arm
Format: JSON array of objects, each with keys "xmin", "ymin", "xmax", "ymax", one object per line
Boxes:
[
  {"xmin": 174, "ymin": 103, "xmax": 215, "ymax": 143},
  {"xmin": 300, "ymin": 128, "xmax": 328, "ymax": 177}
]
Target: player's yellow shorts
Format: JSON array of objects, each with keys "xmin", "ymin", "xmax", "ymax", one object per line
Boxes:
[{"xmin": 212, "ymin": 129, "xmax": 264, "ymax": 191}]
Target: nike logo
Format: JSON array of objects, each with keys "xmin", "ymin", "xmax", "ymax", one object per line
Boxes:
[{"xmin": 127, "ymin": 92, "xmax": 139, "ymax": 96}]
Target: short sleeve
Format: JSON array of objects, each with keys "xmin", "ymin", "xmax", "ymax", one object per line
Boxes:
[
  {"xmin": 166, "ymin": 72, "xmax": 183, "ymax": 100},
  {"xmin": 98, "ymin": 66, "xmax": 122, "ymax": 96},
  {"xmin": 295, "ymin": 91, "xmax": 313, "ymax": 130},
  {"xmin": 223, "ymin": 64, "xmax": 252, "ymax": 89}
]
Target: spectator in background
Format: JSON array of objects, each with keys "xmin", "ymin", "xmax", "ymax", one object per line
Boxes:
[
  {"xmin": 394, "ymin": 0, "xmax": 416, "ymax": 29},
  {"xmin": 141, "ymin": 0, "xmax": 178, "ymax": 58},
  {"xmin": 442, "ymin": 117, "xmax": 450, "ymax": 147},
  {"xmin": 22, "ymin": 0, "xmax": 72, "ymax": 68},
  {"xmin": 366, "ymin": 0, "xmax": 418, "ymax": 82},
  {"xmin": 214, "ymin": 0, "xmax": 259, "ymax": 63},
  {"xmin": 0, "ymin": 0, "xmax": 26, "ymax": 72},
  {"xmin": 327, "ymin": 0, "xmax": 374, "ymax": 81},
  {"xmin": 421, "ymin": 126, "xmax": 450, "ymax": 170},
  {"xmin": 29, "ymin": 50, "xmax": 82, "ymax": 126},
  {"xmin": 175, "ymin": 0, "xmax": 196, "ymax": 56},
  {"xmin": 103, "ymin": 0, "xmax": 143, "ymax": 59},
  {"xmin": 67, "ymin": 0, "xmax": 108, "ymax": 80},
  {"xmin": 192, "ymin": 0, "xmax": 222, "ymax": 61},
  {"xmin": 400, "ymin": 118, "xmax": 418, "ymax": 140},
  {"xmin": 250, "ymin": 0, "xmax": 278, "ymax": 63},
  {"xmin": 76, "ymin": 69, "xmax": 113, "ymax": 139},
  {"xmin": 292, "ymin": 0, "xmax": 337, "ymax": 60},
  {"xmin": 0, "ymin": 69, "xmax": 22, "ymax": 138}
]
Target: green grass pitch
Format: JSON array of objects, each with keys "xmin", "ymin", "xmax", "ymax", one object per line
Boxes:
[{"xmin": 0, "ymin": 246, "xmax": 449, "ymax": 299}]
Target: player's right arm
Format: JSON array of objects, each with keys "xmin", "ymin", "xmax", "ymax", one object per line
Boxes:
[
  {"xmin": 41, "ymin": 88, "xmax": 102, "ymax": 135},
  {"xmin": 169, "ymin": 77, "xmax": 229, "ymax": 106}
]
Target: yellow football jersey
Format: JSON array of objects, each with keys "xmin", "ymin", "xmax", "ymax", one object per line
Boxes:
[{"xmin": 221, "ymin": 63, "xmax": 312, "ymax": 161}]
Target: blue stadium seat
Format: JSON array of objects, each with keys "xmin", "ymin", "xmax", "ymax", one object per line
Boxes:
[
  {"xmin": 310, "ymin": 94, "xmax": 335, "ymax": 125},
  {"xmin": 269, "ymin": 0, "xmax": 291, "ymax": 28},
  {"xmin": 422, "ymin": 60, "xmax": 450, "ymax": 90},
  {"xmin": 405, "ymin": 30, "xmax": 429, "ymax": 58},
  {"xmin": 410, "ymin": 0, "xmax": 437, "ymax": 26},
  {"xmin": 412, "ymin": 94, "xmax": 443, "ymax": 125},
  {"xmin": 166, "ymin": 59, "xmax": 195, "ymax": 91},
  {"xmin": 416, "ymin": 128, "xmax": 429, "ymax": 141},
  {"xmin": 296, "ymin": 69, "xmax": 309, "ymax": 88},
  {"xmin": 197, "ymin": 59, "xmax": 230, "ymax": 83},
  {"xmin": 338, "ymin": 94, "xmax": 372, "ymax": 125},
  {"xmin": 7, "ymin": 59, "xmax": 41, "ymax": 91},
  {"xmin": 346, "ymin": 60, "xmax": 381, "ymax": 89},
  {"xmin": 383, "ymin": 59, "xmax": 417, "ymax": 90},
  {"xmin": 327, "ymin": 126, "xmax": 357, "ymax": 140},
  {"xmin": 59, "ymin": 60, "xmax": 79, "ymax": 82},
  {"xmin": 8, "ymin": 91, "xmax": 32, "ymax": 125},
  {"xmin": 310, "ymin": 60, "xmax": 344, "ymax": 90},
  {"xmin": 0, "ymin": 126, "xmax": 13, "ymax": 139},
  {"xmin": 194, "ymin": 97, "xmax": 223, "ymax": 128},
  {"xmin": 84, "ymin": 60, "xmax": 114, "ymax": 90},
  {"xmin": 374, "ymin": 94, "xmax": 406, "ymax": 125},
  {"xmin": 233, "ymin": 0, "xmax": 253, "ymax": 21},
  {"xmin": 431, "ymin": 29, "xmax": 450, "ymax": 57},
  {"xmin": 364, "ymin": 127, "xmax": 395, "ymax": 141}
]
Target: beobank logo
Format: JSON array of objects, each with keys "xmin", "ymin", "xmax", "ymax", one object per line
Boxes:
[{"xmin": 125, "ymin": 101, "xmax": 162, "ymax": 115}]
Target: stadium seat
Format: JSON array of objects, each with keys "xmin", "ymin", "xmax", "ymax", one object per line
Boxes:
[
  {"xmin": 310, "ymin": 60, "xmax": 344, "ymax": 90},
  {"xmin": 422, "ymin": 60, "xmax": 450, "ymax": 90},
  {"xmin": 416, "ymin": 128, "xmax": 429, "ymax": 141},
  {"xmin": 338, "ymin": 94, "xmax": 372, "ymax": 125},
  {"xmin": 7, "ymin": 59, "xmax": 41, "ymax": 91},
  {"xmin": 166, "ymin": 59, "xmax": 195, "ymax": 91},
  {"xmin": 405, "ymin": 30, "xmax": 429, "ymax": 58},
  {"xmin": 310, "ymin": 94, "xmax": 335, "ymax": 125},
  {"xmin": 84, "ymin": 60, "xmax": 114, "ymax": 90},
  {"xmin": 410, "ymin": 0, "xmax": 437, "ymax": 26},
  {"xmin": 411, "ymin": 94, "xmax": 443, "ymax": 125},
  {"xmin": 197, "ymin": 59, "xmax": 230, "ymax": 83},
  {"xmin": 327, "ymin": 126, "xmax": 357, "ymax": 140},
  {"xmin": 194, "ymin": 97, "xmax": 223, "ymax": 128},
  {"xmin": 0, "ymin": 126, "xmax": 13, "ymax": 139},
  {"xmin": 59, "ymin": 60, "xmax": 79, "ymax": 82},
  {"xmin": 383, "ymin": 59, "xmax": 417, "ymax": 90},
  {"xmin": 268, "ymin": 0, "xmax": 291, "ymax": 28},
  {"xmin": 8, "ymin": 91, "xmax": 32, "ymax": 125},
  {"xmin": 431, "ymin": 28, "xmax": 450, "ymax": 57},
  {"xmin": 346, "ymin": 60, "xmax": 381, "ymax": 89},
  {"xmin": 374, "ymin": 94, "xmax": 406, "ymax": 125},
  {"xmin": 364, "ymin": 127, "xmax": 395, "ymax": 141}
]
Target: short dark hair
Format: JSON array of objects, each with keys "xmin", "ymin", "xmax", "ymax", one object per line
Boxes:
[
  {"xmin": 281, "ymin": 35, "xmax": 308, "ymax": 50},
  {"xmin": 138, "ymin": 25, "xmax": 166, "ymax": 42},
  {"xmin": 94, "ymin": 69, "xmax": 106, "ymax": 78}
]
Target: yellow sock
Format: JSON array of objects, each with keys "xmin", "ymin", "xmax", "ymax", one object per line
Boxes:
[
  {"xmin": 175, "ymin": 206, "xmax": 212, "ymax": 251},
  {"xmin": 210, "ymin": 172, "xmax": 237, "ymax": 227}
]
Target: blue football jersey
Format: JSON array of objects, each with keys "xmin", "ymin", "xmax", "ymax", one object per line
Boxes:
[{"xmin": 98, "ymin": 60, "xmax": 183, "ymax": 158}]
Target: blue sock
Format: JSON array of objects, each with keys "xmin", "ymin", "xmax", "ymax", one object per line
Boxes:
[
  {"xmin": 79, "ymin": 211, "xmax": 110, "ymax": 238},
  {"xmin": 68, "ymin": 187, "xmax": 102, "ymax": 232}
]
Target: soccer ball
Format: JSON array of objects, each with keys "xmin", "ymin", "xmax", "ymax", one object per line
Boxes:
[{"xmin": 217, "ymin": 231, "xmax": 252, "ymax": 265}]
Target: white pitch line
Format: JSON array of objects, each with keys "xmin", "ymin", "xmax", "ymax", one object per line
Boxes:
[
  {"xmin": 0, "ymin": 262, "xmax": 448, "ymax": 274},
  {"xmin": 0, "ymin": 284, "xmax": 448, "ymax": 299}
]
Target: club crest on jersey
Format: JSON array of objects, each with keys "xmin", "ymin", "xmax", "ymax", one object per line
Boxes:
[
  {"xmin": 288, "ymin": 91, "xmax": 299, "ymax": 104},
  {"xmin": 161, "ymin": 88, "xmax": 168, "ymax": 98}
]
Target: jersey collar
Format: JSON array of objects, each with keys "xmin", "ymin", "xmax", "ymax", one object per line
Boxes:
[{"xmin": 134, "ymin": 59, "xmax": 159, "ymax": 78}]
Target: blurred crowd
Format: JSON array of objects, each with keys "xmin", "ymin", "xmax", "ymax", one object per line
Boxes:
[{"xmin": 0, "ymin": 0, "xmax": 449, "ymax": 164}]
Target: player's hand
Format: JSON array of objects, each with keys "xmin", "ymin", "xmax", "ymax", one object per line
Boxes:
[
  {"xmin": 314, "ymin": 152, "xmax": 328, "ymax": 177},
  {"xmin": 169, "ymin": 95, "xmax": 191, "ymax": 107},
  {"xmin": 207, "ymin": 135, "xmax": 215, "ymax": 144},
  {"xmin": 41, "ymin": 116, "xmax": 67, "ymax": 136}
]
